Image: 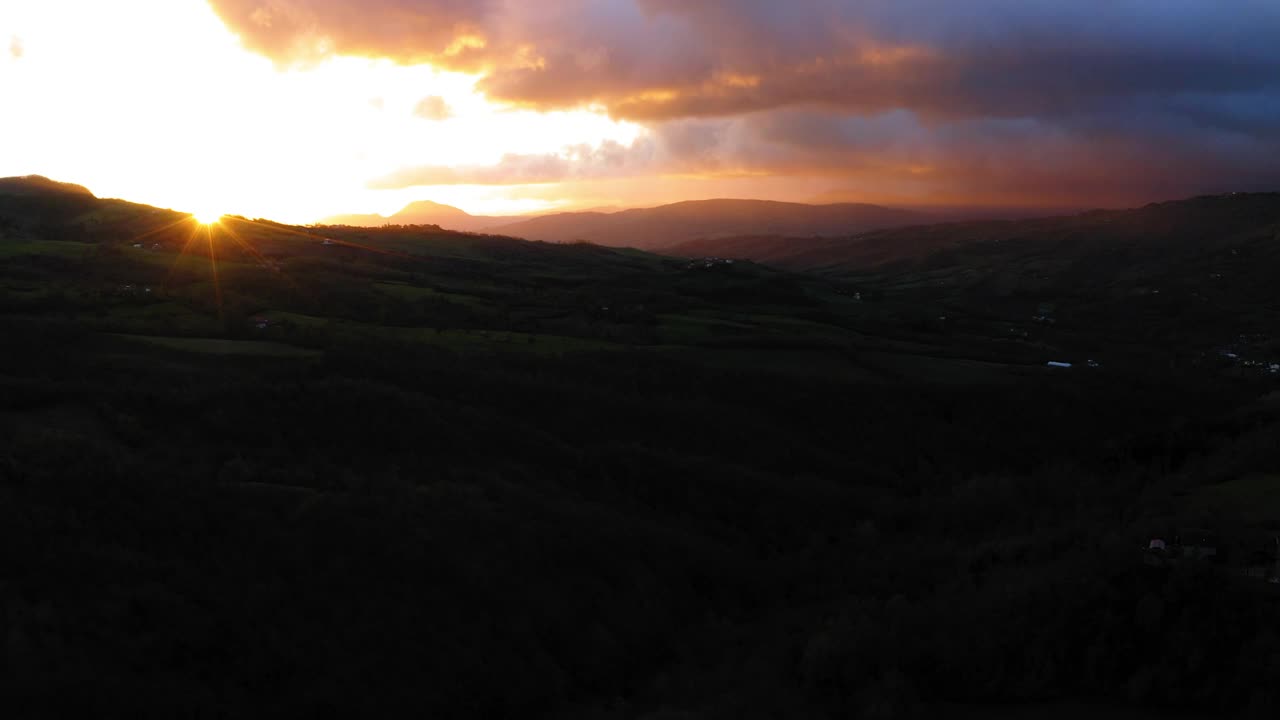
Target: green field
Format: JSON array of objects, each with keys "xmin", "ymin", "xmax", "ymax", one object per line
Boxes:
[
  {"xmin": 374, "ymin": 325, "xmax": 615, "ymax": 355},
  {"xmin": 656, "ymin": 312, "xmax": 759, "ymax": 343},
  {"xmin": 0, "ymin": 239, "xmax": 95, "ymax": 259},
  {"xmin": 373, "ymin": 281, "xmax": 495, "ymax": 310},
  {"xmin": 1191, "ymin": 474, "xmax": 1280, "ymax": 524},
  {"xmin": 256, "ymin": 309, "xmax": 330, "ymax": 327},
  {"xmin": 113, "ymin": 333, "xmax": 322, "ymax": 358}
]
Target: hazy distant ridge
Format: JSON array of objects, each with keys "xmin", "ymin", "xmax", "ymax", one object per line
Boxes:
[
  {"xmin": 324, "ymin": 198, "xmax": 922, "ymax": 249},
  {"xmin": 663, "ymin": 192, "xmax": 1280, "ymax": 272},
  {"xmin": 486, "ymin": 199, "xmax": 923, "ymax": 250}
]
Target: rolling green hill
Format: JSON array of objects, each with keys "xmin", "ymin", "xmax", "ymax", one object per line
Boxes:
[{"xmin": 3, "ymin": 178, "xmax": 1280, "ymax": 718}]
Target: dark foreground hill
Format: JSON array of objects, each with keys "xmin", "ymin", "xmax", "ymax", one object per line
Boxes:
[
  {"xmin": 2, "ymin": 179, "xmax": 1280, "ymax": 718},
  {"xmin": 0, "ymin": 175, "xmax": 94, "ymax": 198},
  {"xmin": 486, "ymin": 198, "xmax": 923, "ymax": 249}
]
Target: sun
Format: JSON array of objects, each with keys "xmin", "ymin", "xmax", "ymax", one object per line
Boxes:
[{"xmin": 192, "ymin": 211, "xmax": 223, "ymax": 226}]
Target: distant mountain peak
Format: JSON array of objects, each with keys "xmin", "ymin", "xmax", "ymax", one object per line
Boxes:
[
  {"xmin": 321, "ymin": 199, "xmax": 506, "ymax": 233},
  {"xmin": 397, "ymin": 200, "xmax": 470, "ymax": 218}
]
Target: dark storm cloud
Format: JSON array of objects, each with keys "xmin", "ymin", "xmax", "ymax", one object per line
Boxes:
[
  {"xmin": 372, "ymin": 107, "xmax": 1280, "ymax": 205},
  {"xmin": 211, "ymin": 1, "xmax": 1280, "ymax": 203},
  {"xmin": 741, "ymin": 106, "xmax": 1280, "ymax": 203},
  {"xmin": 211, "ymin": 1, "xmax": 1280, "ymax": 119}
]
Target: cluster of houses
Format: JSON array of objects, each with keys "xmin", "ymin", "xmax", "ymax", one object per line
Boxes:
[
  {"xmin": 1145, "ymin": 529, "xmax": 1280, "ymax": 584},
  {"xmin": 1214, "ymin": 334, "xmax": 1279, "ymax": 375},
  {"xmin": 685, "ymin": 257, "xmax": 736, "ymax": 270},
  {"xmin": 115, "ymin": 283, "xmax": 152, "ymax": 296},
  {"xmin": 1146, "ymin": 528, "xmax": 1221, "ymax": 564},
  {"xmin": 1045, "ymin": 359, "xmax": 1101, "ymax": 370},
  {"xmin": 1032, "ymin": 301, "xmax": 1057, "ymax": 325},
  {"xmin": 247, "ymin": 314, "xmax": 289, "ymax": 331},
  {"xmin": 1241, "ymin": 359, "xmax": 1280, "ymax": 374}
]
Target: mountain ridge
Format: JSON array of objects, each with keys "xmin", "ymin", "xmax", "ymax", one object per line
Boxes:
[
  {"xmin": 319, "ymin": 197, "xmax": 924, "ymax": 248},
  {"xmin": 661, "ymin": 192, "xmax": 1280, "ymax": 273},
  {"xmin": 485, "ymin": 199, "xmax": 924, "ymax": 250},
  {"xmin": 321, "ymin": 200, "xmax": 507, "ymax": 232}
]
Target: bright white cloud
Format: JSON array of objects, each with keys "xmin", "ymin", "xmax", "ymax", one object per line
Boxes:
[{"xmin": 0, "ymin": 0, "xmax": 641, "ymax": 221}]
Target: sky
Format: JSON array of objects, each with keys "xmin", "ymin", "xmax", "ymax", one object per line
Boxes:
[{"xmin": 2, "ymin": 1, "xmax": 1279, "ymax": 223}]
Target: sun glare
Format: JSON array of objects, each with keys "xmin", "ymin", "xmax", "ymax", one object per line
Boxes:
[
  {"xmin": 193, "ymin": 211, "xmax": 222, "ymax": 226},
  {"xmin": 0, "ymin": 0, "xmax": 649, "ymax": 223}
]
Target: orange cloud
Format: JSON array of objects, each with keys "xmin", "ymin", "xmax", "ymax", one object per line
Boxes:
[
  {"xmin": 208, "ymin": 1, "xmax": 1280, "ymax": 125},
  {"xmin": 207, "ymin": 0, "xmax": 494, "ymax": 68},
  {"xmin": 370, "ymin": 139, "xmax": 653, "ymax": 188},
  {"xmin": 204, "ymin": 1, "xmax": 1280, "ymax": 208},
  {"xmin": 368, "ymin": 106, "xmax": 1280, "ymax": 209},
  {"xmin": 413, "ymin": 95, "xmax": 454, "ymax": 121}
]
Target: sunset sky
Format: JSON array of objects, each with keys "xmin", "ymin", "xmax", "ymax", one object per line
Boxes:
[{"xmin": 2, "ymin": 0, "xmax": 1279, "ymax": 223}]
